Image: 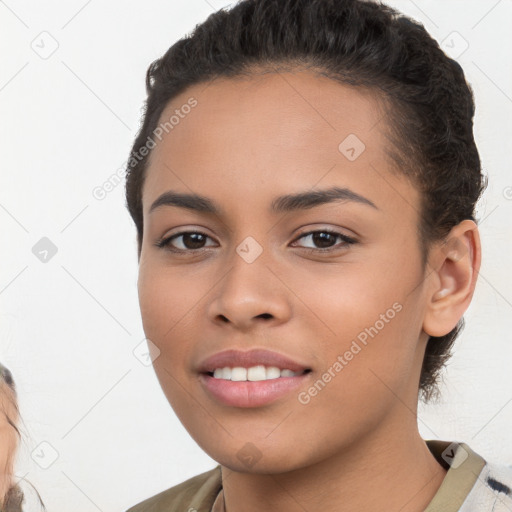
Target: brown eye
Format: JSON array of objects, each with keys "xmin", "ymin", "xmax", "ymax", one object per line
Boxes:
[
  {"xmin": 156, "ymin": 231, "xmax": 216, "ymax": 252},
  {"xmin": 292, "ymin": 229, "xmax": 357, "ymax": 252}
]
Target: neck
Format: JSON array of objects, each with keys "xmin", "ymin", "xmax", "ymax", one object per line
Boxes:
[{"xmin": 220, "ymin": 417, "xmax": 446, "ymax": 512}]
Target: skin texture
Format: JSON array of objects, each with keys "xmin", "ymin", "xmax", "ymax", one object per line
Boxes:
[{"xmin": 137, "ymin": 70, "xmax": 481, "ymax": 511}]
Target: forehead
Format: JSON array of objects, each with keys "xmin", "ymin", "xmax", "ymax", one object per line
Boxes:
[
  {"xmin": 142, "ymin": 70, "xmax": 418, "ymax": 221},
  {"xmin": 181, "ymin": 69, "xmax": 384, "ymax": 130}
]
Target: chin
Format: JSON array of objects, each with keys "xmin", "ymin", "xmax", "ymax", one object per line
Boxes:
[
  {"xmin": 220, "ymin": 458, "xmax": 302, "ymax": 475},
  {"xmin": 201, "ymin": 443, "xmax": 311, "ymax": 475}
]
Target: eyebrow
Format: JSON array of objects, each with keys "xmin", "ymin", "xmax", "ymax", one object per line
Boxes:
[{"xmin": 148, "ymin": 186, "xmax": 378, "ymax": 215}]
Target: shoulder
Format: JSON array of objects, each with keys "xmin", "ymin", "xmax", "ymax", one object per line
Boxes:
[
  {"xmin": 462, "ymin": 458, "xmax": 512, "ymax": 511},
  {"xmin": 125, "ymin": 465, "xmax": 222, "ymax": 512}
]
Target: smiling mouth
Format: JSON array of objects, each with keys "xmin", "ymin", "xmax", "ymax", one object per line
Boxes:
[
  {"xmin": 204, "ymin": 366, "xmax": 312, "ymax": 381},
  {"xmin": 199, "ymin": 367, "xmax": 313, "ymax": 408}
]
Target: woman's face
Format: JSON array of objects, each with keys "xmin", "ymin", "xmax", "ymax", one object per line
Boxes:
[{"xmin": 137, "ymin": 70, "xmax": 434, "ymax": 472}]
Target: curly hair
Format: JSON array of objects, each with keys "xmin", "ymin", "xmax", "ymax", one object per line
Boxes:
[{"xmin": 124, "ymin": 0, "xmax": 486, "ymax": 401}]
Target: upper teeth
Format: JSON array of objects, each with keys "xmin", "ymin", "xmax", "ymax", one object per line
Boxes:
[{"xmin": 212, "ymin": 366, "xmax": 302, "ymax": 381}]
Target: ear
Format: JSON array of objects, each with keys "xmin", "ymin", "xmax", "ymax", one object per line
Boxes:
[{"xmin": 422, "ymin": 219, "xmax": 481, "ymax": 337}]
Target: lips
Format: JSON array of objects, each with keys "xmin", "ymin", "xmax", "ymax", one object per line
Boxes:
[
  {"xmin": 196, "ymin": 348, "xmax": 313, "ymax": 407},
  {"xmin": 196, "ymin": 348, "xmax": 311, "ymax": 374}
]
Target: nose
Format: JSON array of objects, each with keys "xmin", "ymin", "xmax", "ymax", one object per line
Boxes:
[{"xmin": 207, "ymin": 245, "xmax": 292, "ymax": 331}]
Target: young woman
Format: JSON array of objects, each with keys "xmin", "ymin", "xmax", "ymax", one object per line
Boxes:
[{"xmin": 124, "ymin": 0, "xmax": 512, "ymax": 510}]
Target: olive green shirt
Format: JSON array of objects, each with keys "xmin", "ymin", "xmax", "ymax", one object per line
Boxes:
[{"xmin": 126, "ymin": 440, "xmax": 512, "ymax": 511}]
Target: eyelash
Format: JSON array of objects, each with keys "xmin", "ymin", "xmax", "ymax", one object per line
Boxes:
[{"xmin": 154, "ymin": 228, "xmax": 357, "ymax": 254}]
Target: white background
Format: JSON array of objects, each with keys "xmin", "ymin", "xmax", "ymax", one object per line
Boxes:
[{"xmin": 1, "ymin": 1, "xmax": 512, "ymax": 510}]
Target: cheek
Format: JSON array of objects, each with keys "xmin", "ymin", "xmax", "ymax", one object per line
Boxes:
[
  {"xmin": 137, "ymin": 269, "xmax": 200, "ymax": 413},
  {"xmin": 137, "ymin": 266, "xmax": 200, "ymax": 342},
  {"xmin": 290, "ymin": 307, "xmax": 419, "ymax": 461},
  {"xmin": 299, "ymin": 256, "xmax": 423, "ymax": 394},
  {"xmin": 296, "ymin": 261, "xmax": 402, "ymax": 340}
]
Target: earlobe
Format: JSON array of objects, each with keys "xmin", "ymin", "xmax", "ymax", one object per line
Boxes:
[{"xmin": 422, "ymin": 220, "xmax": 481, "ymax": 337}]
